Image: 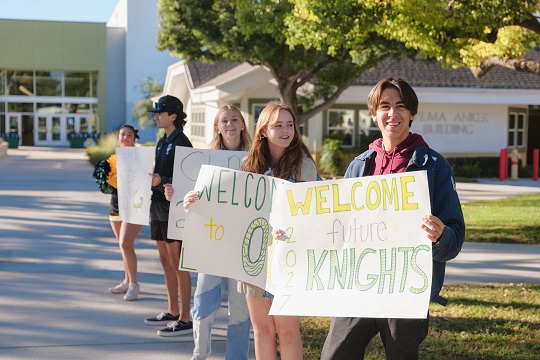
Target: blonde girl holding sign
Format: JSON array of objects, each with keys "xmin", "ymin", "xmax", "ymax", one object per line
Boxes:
[{"xmin": 166, "ymin": 105, "xmax": 252, "ymax": 360}]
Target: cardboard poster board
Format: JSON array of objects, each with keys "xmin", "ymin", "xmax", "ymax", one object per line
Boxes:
[
  {"xmin": 116, "ymin": 146, "xmax": 154, "ymax": 225},
  {"xmin": 167, "ymin": 148, "xmax": 247, "ymax": 240},
  {"xmin": 267, "ymin": 171, "xmax": 432, "ymax": 318},
  {"xmin": 180, "ymin": 165, "xmax": 285, "ymax": 288}
]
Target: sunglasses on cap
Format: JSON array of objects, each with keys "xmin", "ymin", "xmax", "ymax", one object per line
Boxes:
[{"xmin": 153, "ymin": 102, "xmax": 181, "ymax": 112}]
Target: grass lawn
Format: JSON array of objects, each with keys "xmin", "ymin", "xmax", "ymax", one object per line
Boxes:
[
  {"xmin": 297, "ymin": 195, "xmax": 540, "ymax": 359},
  {"xmin": 462, "ymin": 194, "xmax": 540, "ymax": 245}
]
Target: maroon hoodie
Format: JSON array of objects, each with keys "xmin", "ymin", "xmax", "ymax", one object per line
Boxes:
[{"xmin": 369, "ymin": 133, "xmax": 428, "ymax": 175}]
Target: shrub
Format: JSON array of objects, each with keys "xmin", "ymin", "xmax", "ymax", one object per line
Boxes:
[
  {"xmin": 519, "ymin": 165, "xmax": 533, "ymax": 178},
  {"xmin": 86, "ymin": 133, "xmax": 118, "ymax": 165},
  {"xmin": 453, "ymin": 162, "xmax": 481, "ymax": 178},
  {"xmin": 319, "ymin": 138, "xmax": 345, "ymax": 177},
  {"xmin": 447, "ymin": 157, "xmax": 500, "ymax": 178}
]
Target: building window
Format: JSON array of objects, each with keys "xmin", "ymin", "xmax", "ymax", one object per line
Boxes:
[
  {"xmin": 36, "ymin": 71, "xmax": 63, "ymax": 96},
  {"xmin": 327, "ymin": 109, "xmax": 354, "ymax": 147},
  {"xmin": 8, "ymin": 102, "xmax": 34, "ymax": 112},
  {"xmin": 252, "ymin": 103, "xmax": 266, "ymax": 127},
  {"xmin": 190, "ymin": 105, "xmax": 205, "ymax": 140},
  {"xmin": 91, "ymin": 73, "xmax": 98, "ymax": 98},
  {"xmin": 0, "ymin": 70, "xmax": 5, "ymax": 95},
  {"xmin": 65, "ymin": 72, "xmax": 91, "ymax": 97},
  {"xmin": 359, "ymin": 110, "xmax": 381, "ymax": 149},
  {"xmin": 37, "ymin": 103, "xmax": 62, "ymax": 114},
  {"xmin": 3, "ymin": 69, "xmax": 98, "ymax": 99},
  {"xmin": 64, "ymin": 103, "xmax": 91, "ymax": 114},
  {"xmin": 508, "ymin": 110, "xmax": 526, "ymax": 148},
  {"xmin": 7, "ymin": 71, "xmax": 34, "ymax": 96}
]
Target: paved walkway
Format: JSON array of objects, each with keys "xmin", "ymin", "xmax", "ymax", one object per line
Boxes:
[{"xmin": 0, "ymin": 147, "xmax": 539, "ymax": 359}]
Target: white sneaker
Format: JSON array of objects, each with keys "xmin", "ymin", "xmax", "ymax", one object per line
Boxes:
[
  {"xmin": 123, "ymin": 283, "xmax": 139, "ymax": 301},
  {"xmin": 108, "ymin": 280, "xmax": 128, "ymax": 294}
]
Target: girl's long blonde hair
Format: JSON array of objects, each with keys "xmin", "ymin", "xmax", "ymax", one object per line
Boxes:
[
  {"xmin": 242, "ymin": 100, "xmax": 314, "ymax": 180},
  {"xmin": 209, "ymin": 105, "xmax": 252, "ymax": 151}
]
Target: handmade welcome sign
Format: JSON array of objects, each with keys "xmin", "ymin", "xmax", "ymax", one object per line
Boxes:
[
  {"xmin": 167, "ymin": 148, "xmax": 246, "ymax": 240},
  {"xmin": 180, "ymin": 165, "xmax": 285, "ymax": 288},
  {"xmin": 267, "ymin": 171, "xmax": 432, "ymax": 318},
  {"xmin": 116, "ymin": 146, "xmax": 154, "ymax": 225},
  {"xmin": 182, "ymin": 166, "xmax": 432, "ymax": 318}
]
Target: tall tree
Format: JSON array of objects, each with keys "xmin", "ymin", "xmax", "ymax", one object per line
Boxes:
[
  {"xmin": 156, "ymin": 0, "xmax": 409, "ymax": 123},
  {"xmin": 132, "ymin": 77, "xmax": 163, "ymax": 129},
  {"xmin": 286, "ymin": 0, "xmax": 540, "ymax": 78}
]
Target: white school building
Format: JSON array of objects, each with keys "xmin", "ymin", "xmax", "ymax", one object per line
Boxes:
[{"xmin": 160, "ymin": 53, "xmax": 540, "ymax": 164}]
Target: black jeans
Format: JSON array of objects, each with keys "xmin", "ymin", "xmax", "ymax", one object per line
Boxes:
[{"xmin": 321, "ymin": 315, "xmax": 429, "ymax": 360}]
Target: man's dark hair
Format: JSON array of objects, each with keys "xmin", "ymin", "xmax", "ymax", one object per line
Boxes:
[
  {"xmin": 171, "ymin": 110, "xmax": 187, "ymax": 130},
  {"xmin": 367, "ymin": 77, "xmax": 419, "ymax": 122}
]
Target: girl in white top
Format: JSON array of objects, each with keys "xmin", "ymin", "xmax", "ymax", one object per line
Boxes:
[{"xmin": 166, "ymin": 105, "xmax": 252, "ymax": 360}]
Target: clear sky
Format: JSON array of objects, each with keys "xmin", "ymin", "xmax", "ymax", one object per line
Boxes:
[{"xmin": 0, "ymin": 0, "xmax": 118, "ymax": 23}]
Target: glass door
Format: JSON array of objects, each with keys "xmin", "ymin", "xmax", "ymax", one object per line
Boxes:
[
  {"xmin": 35, "ymin": 115, "xmax": 67, "ymax": 146},
  {"xmin": 66, "ymin": 114, "xmax": 92, "ymax": 134},
  {"xmin": 51, "ymin": 116, "xmax": 62, "ymax": 142},
  {"xmin": 6, "ymin": 113, "xmax": 22, "ymax": 147},
  {"xmin": 37, "ymin": 116, "xmax": 48, "ymax": 143}
]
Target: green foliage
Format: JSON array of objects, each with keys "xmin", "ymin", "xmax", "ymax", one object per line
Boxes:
[
  {"xmin": 377, "ymin": 1, "xmax": 540, "ymax": 69},
  {"xmin": 85, "ymin": 132, "xmax": 118, "ymax": 165},
  {"xmin": 447, "ymin": 157, "xmax": 500, "ymax": 178},
  {"xmin": 520, "ymin": 164, "xmax": 533, "ymax": 178},
  {"xmin": 448, "ymin": 156, "xmax": 536, "ymax": 179},
  {"xmin": 156, "ymin": 0, "xmax": 408, "ymax": 123},
  {"xmin": 132, "ymin": 77, "xmax": 163, "ymax": 129},
  {"xmin": 319, "ymin": 138, "xmax": 345, "ymax": 177},
  {"xmin": 453, "ymin": 162, "xmax": 481, "ymax": 178},
  {"xmin": 155, "ymin": 128, "xmax": 165, "ymax": 143},
  {"xmin": 287, "ymin": 0, "xmax": 540, "ymax": 76}
]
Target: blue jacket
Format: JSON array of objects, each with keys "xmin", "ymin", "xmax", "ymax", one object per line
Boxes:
[{"xmin": 344, "ymin": 146, "xmax": 465, "ymax": 305}]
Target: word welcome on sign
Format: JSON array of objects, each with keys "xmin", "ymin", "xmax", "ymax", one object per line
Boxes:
[
  {"xmin": 182, "ymin": 166, "xmax": 432, "ymax": 318},
  {"xmin": 167, "ymin": 148, "xmax": 246, "ymax": 240}
]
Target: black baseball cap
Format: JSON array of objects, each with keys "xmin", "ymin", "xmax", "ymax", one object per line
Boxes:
[{"xmin": 148, "ymin": 95, "xmax": 183, "ymax": 113}]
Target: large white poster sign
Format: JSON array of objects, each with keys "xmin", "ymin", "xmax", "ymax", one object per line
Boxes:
[
  {"xmin": 116, "ymin": 146, "xmax": 154, "ymax": 225},
  {"xmin": 168, "ymin": 148, "xmax": 247, "ymax": 240},
  {"xmin": 180, "ymin": 165, "xmax": 285, "ymax": 288},
  {"xmin": 267, "ymin": 171, "xmax": 432, "ymax": 318}
]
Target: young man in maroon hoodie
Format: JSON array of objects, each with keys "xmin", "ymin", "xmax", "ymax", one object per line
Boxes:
[{"xmin": 321, "ymin": 77, "xmax": 465, "ymax": 359}]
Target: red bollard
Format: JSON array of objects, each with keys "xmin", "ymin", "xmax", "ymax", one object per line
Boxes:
[
  {"xmin": 499, "ymin": 148, "xmax": 508, "ymax": 181},
  {"xmin": 533, "ymin": 149, "xmax": 539, "ymax": 181}
]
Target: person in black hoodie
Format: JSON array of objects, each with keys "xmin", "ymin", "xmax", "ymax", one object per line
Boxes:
[
  {"xmin": 321, "ymin": 77, "xmax": 465, "ymax": 360},
  {"xmin": 143, "ymin": 95, "xmax": 194, "ymax": 337}
]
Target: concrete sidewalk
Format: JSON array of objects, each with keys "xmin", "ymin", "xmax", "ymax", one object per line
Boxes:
[
  {"xmin": 0, "ymin": 147, "xmax": 253, "ymax": 360},
  {"xmin": 456, "ymin": 178, "xmax": 540, "ymax": 203},
  {"xmin": 0, "ymin": 147, "xmax": 539, "ymax": 359}
]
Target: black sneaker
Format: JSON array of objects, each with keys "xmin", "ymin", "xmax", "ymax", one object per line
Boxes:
[
  {"xmin": 144, "ymin": 312, "xmax": 179, "ymax": 326},
  {"xmin": 157, "ymin": 320, "xmax": 193, "ymax": 337}
]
